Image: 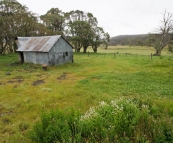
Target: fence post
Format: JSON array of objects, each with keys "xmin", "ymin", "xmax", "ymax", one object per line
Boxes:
[
  {"xmin": 114, "ymin": 53, "xmax": 116, "ymax": 58},
  {"xmin": 150, "ymin": 53, "xmax": 152, "ymax": 60}
]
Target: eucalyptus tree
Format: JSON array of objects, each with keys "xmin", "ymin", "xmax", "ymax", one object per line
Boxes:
[
  {"xmin": 65, "ymin": 10, "xmax": 110, "ymax": 53},
  {"xmin": 70, "ymin": 20, "xmax": 94, "ymax": 52},
  {"xmin": 64, "ymin": 10, "xmax": 87, "ymax": 52},
  {"xmin": 40, "ymin": 8, "xmax": 64, "ymax": 35},
  {"xmin": 0, "ymin": 0, "xmax": 38, "ymax": 54},
  {"xmin": 17, "ymin": 12, "xmax": 38, "ymax": 37},
  {"xmin": 0, "ymin": 0, "xmax": 21, "ymax": 53},
  {"xmin": 91, "ymin": 27, "xmax": 104, "ymax": 53},
  {"xmin": 102, "ymin": 32, "xmax": 110, "ymax": 49},
  {"xmin": 91, "ymin": 27, "xmax": 110, "ymax": 52},
  {"xmin": 35, "ymin": 23, "xmax": 55, "ymax": 36},
  {"xmin": 148, "ymin": 11, "xmax": 173, "ymax": 56},
  {"xmin": 65, "ymin": 10, "xmax": 86, "ymax": 23}
]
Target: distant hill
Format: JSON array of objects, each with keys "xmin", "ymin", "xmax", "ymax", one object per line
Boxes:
[{"xmin": 109, "ymin": 34, "xmax": 148, "ymax": 46}]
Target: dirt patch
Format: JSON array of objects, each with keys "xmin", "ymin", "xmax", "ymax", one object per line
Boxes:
[
  {"xmin": 7, "ymin": 79, "xmax": 23, "ymax": 84},
  {"xmin": 0, "ymin": 111, "xmax": 14, "ymax": 117},
  {"xmin": 2, "ymin": 117, "xmax": 11, "ymax": 125},
  {"xmin": 13, "ymin": 76, "xmax": 23, "ymax": 79},
  {"xmin": 32, "ymin": 80, "xmax": 45, "ymax": 86},
  {"xmin": 2, "ymin": 76, "xmax": 24, "ymax": 86},
  {"xmin": 6, "ymin": 79, "xmax": 24, "ymax": 88},
  {"xmin": 15, "ymin": 68, "xmax": 36, "ymax": 73},
  {"xmin": 57, "ymin": 73, "xmax": 67, "ymax": 80},
  {"xmin": 37, "ymin": 74, "xmax": 50, "ymax": 78},
  {"xmin": 14, "ymin": 85, "xmax": 18, "ymax": 88}
]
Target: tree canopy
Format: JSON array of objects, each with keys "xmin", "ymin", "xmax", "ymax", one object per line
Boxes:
[
  {"xmin": 147, "ymin": 11, "xmax": 173, "ymax": 56},
  {"xmin": 65, "ymin": 10, "xmax": 110, "ymax": 53},
  {"xmin": 0, "ymin": 0, "xmax": 110, "ymax": 54}
]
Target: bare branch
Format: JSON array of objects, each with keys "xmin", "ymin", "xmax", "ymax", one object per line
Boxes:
[{"xmin": 149, "ymin": 11, "xmax": 173, "ymax": 56}]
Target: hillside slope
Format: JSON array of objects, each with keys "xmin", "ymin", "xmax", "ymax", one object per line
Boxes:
[{"xmin": 109, "ymin": 34, "xmax": 148, "ymax": 46}]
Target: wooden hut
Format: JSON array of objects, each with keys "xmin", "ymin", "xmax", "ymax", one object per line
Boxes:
[{"xmin": 16, "ymin": 35, "xmax": 73, "ymax": 66}]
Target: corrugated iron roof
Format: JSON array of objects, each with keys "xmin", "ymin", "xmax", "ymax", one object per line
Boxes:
[
  {"xmin": 17, "ymin": 37, "xmax": 30, "ymax": 48},
  {"xmin": 17, "ymin": 35, "xmax": 62, "ymax": 52}
]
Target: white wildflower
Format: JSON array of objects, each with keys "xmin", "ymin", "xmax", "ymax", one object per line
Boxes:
[
  {"xmin": 142, "ymin": 104, "xmax": 148, "ymax": 109},
  {"xmin": 99, "ymin": 101, "xmax": 107, "ymax": 107},
  {"xmin": 80, "ymin": 107, "xmax": 98, "ymax": 121}
]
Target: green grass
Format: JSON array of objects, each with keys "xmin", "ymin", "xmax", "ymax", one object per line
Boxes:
[
  {"xmin": 95, "ymin": 45, "xmax": 171, "ymax": 55},
  {"xmin": 0, "ymin": 46, "xmax": 173, "ymax": 142}
]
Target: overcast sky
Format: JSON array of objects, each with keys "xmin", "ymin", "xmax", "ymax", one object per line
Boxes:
[{"xmin": 17, "ymin": 0, "xmax": 173, "ymax": 37}]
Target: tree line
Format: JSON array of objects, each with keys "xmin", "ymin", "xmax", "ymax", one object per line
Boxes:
[
  {"xmin": 0, "ymin": 0, "xmax": 110, "ymax": 55},
  {"xmin": 109, "ymin": 34, "xmax": 148, "ymax": 46}
]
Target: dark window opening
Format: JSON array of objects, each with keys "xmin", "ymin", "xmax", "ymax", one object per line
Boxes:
[{"xmin": 65, "ymin": 52, "xmax": 68, "ymax": 56}]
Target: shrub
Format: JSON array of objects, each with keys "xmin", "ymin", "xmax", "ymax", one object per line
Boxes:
[{"xmin": 29, "ymin": 98, "xmax": 173, "ymax": 143}]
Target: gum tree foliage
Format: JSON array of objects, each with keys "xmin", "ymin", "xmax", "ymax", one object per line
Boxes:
[
  {"xmin": 40, "ymin": 8, "xmax": 64, "ymax": 35},
  {"xmin": 148, "ymin": 11, "xmax": 173, "ymax": 56},
  {"xmin": 92, "ymin": 27, "xmax": 110, "ymax": 52},
  {"xmin": 65, "ymin": 10, "xmax": 110, "ymax": 53},
  {"xmin": 0, "ymin": 0, "xmax": 35, "ymax": 54},
  {"xmin": 0, "ymin": 0, "xmax": 52, "ymax": 54},
  {"xmin": 0, "ymin": 0, "xmax": 26, "ymax": 54},
  {"xmin": 70, "ymin": 20, "xmax": 94, "ymax": 53},
  {"xmin": 65, "ymin": 10, "xmax": 90, "ymax": 52}
]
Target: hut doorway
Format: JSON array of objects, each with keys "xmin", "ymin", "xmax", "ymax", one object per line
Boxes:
[{"xmin": 18, "ymin": 52, "xmax": 24, "ymax": 63}]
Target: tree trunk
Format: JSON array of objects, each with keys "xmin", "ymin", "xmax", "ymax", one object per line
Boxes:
[
  {"xmin": 153, "ymin": 49, "xmax": 161, "ymax": 56},
  {"xmin": 83, "ymin": 46, "xmax": 87, "ymax": 53},
  {"xmin": 0, "ymin": 42, "xmax": 3, "ymax": 54},
  {"xmin": 74, "ymin": 45, "xmax": 81, "ymax": 52},
  {"xmin": 93, "ymin": 48, "xmax": 97, "ymax": 53},
  {"xmin": 9, "ymin": 42, "xmax": 13, "ymax": 53},
  {"xmin": 1, "ymin": 42, "xmax": 7, "ymax": 55},
  {"xmin": 92, "ymin": 45, "xmax": 97, "ymax": 53},
  {"xmin": 105, "ymin": 45, "xmax": 108, "ymax": 49},
  {"xmin": 76, "ymin": 48, "xmax": 80, "ymax": 52}
]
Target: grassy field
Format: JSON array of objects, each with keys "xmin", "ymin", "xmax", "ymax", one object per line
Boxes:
[
  {"xmin": 90, "ymin": 45, "xmax": 171, "ymax": 55},
  {"xmin": 0, "ymin": 46, "xmax": 173, "ymax": 142}
]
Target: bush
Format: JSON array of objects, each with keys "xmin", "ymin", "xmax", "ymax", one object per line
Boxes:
[
  {"xmin": 29, "ymin": 98, "xmax": 173, "ymax": 143},
  {"xmin": 29, "ymin": 109, "xmax": 80, "ymax": 143}
]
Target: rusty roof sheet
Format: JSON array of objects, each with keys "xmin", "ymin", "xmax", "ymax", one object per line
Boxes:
[{"xmin": 17, "ymin": 35, "xmax": 61, "ymax": 52}]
